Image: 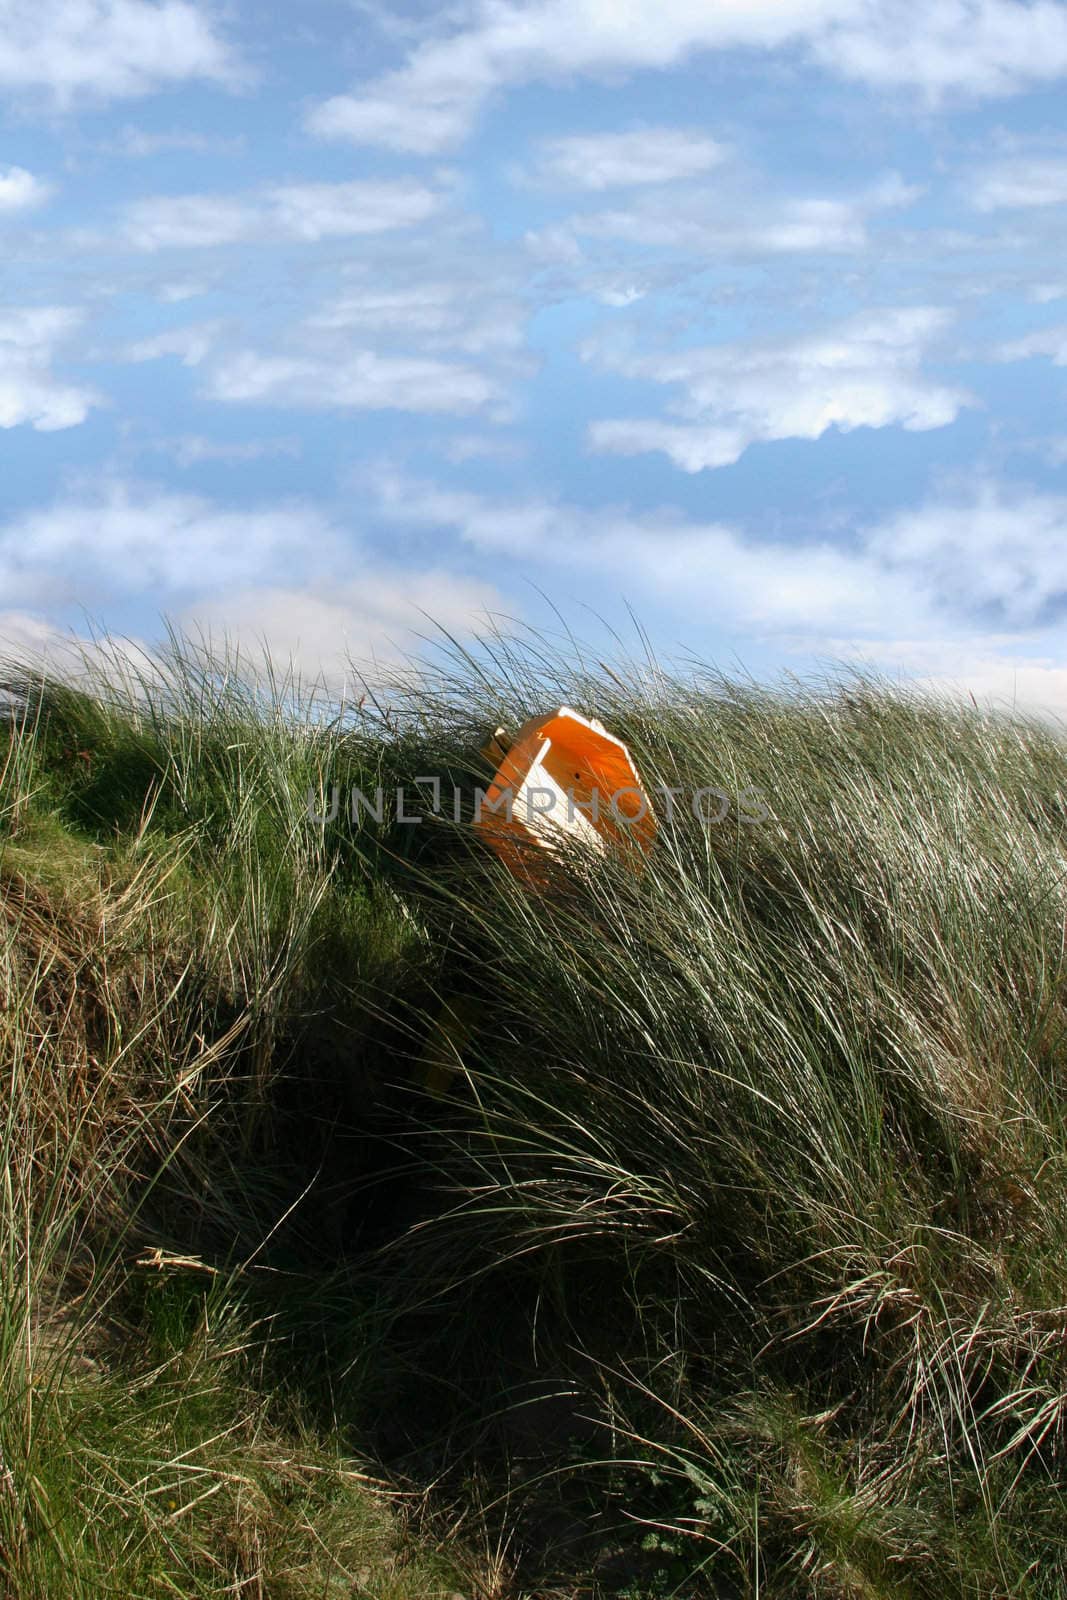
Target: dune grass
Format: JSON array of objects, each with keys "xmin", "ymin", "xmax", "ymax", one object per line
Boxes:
[{"xmin": 3, "ymin": 629, "xmax": 1067, "ymax": 1597}]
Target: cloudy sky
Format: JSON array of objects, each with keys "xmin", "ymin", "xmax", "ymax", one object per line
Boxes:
[{"xmin": 3, "ymin": 0, "xmax": 1067, "ymax": 708}]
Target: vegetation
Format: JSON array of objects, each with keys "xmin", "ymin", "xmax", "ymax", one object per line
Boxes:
[{"xmin": 3, "ymin": 628, "xmax": 1067, "ymax": 1598}]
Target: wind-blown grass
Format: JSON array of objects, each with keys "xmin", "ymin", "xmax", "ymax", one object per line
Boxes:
[
  {"xmin": 0, "ymin": 641, "xmax": 472, "ymax": 1599},
  {"xmin": 3, "ymin": 627, "xmax": 1067, "ymax": 1597}
]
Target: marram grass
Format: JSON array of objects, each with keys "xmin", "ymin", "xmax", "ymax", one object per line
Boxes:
[{"xmin": 3, "ymin": 629, "xmax": 1067, "ymax": 1597}]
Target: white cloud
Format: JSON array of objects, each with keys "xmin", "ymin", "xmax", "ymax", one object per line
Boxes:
[
  {"xmin": 0, "ymin": 306, "xmax": 98, "ymax": 431},
  {"xmin": 10, "ymin": 473, "xmax": 1067, "ymax": 716},
  {"xmin": 814, "ymin": 0, "xmax": 1067, "ymax": 99},
  {"xmin": 103, "ymin": 124, "xmax": 246, "ymax": 157},
  {"xmin": 970, "ymin": 156, "xmax": 1067, "ymax": 210},
  {"xmin": 306, "ymin": 277, "xmax": 526, "ymax": 355},
  {"xmin": 0, "ymin": 579, "xmax": 501, "ymax": 691},
  {"xmin": 371, "ymin": 471, "xmax": 1067, "ymax": 652},
  {"xmin": 914, "ymin": 654, "xmax": 1067, "ymax": 720},
  {"xmin": 597, "ymin": 284, "xmax": 647, "ymax": 307},
  {"xmin": 156, "ymin": 280, "xmax": 212, "ymax": 303},
  {"xmin": 121, "ymin": 178, "xmax": 447, "ymax": 250},
  {"xmin": 0, "ymin": 479, "xmax": 504, "ymax": 686},
  {"xmin": 866, "ymin": 481, "xmax": 1067, "ymax": 628},
  {"xmin": 118, "ymin": 225, "xmax": 528, "ymax": 419},
  {"xmin": 207, "ymin": 349, "xmax": 506, "ymax": 416},
  {"xmin": 584, "ymin": 306, "xmax": 968, "ymax": 472},
  {"xmin": 0, "ymin": 481, "xmax": 345, "ymax": 607},
  {"xmin": 305, "ymin": 0, "xmax": 838, "ymax": 153},
  {"xmin": 268, "ymin": 179, "xmax": 448, "ymax": 241},
  {"xmin": 0, "ymin": 165, "xmax": 51, "ymax": 212},
  {"xmin": 121, "ymin": 194, "xmax": 252, "ymax": 250},
  {"xmin": 0, "ymin": 0, "xmax": 240, "ymax": 104},
  {"xmin": 308, "ymin": 90, "xmax": 474, "ymax": 158},
  {"xmin": 123, "ymin": 320, "xmax": 222, "ymax": 366},
  {"xmin": 368, "ymin": 469, "xmax": 934, "ymax": 636},
  {"xmin": 0, "ymin": 609, "xmax": 76, "ymax": 661},
  {"xmin": 179, "ymin": 571, "xmax": 504, "ymax": 683},
  {"xmin": 571, "ymin": 195, "xmax": 869, "ymax": 255},
  {"xmin": 534, "ymin": 170, "xmax": 920, "ymax": 260},
  {"xmin": 997, "ymin": 324, "xmax": 1067, "ymax": 364},
  {"xmin": 0, "ymin": 611, "xmax": 161, "ymax": 691},
  {"xmin": 308, "ymin": 0, "xmax": 1067, "ymax": 155},
  {"xmin": 813, "ymin": 633, "xmax": 1067, "ymax": 721},
  {"xmin": 523, "ymin": 127, "xmax": 727, "ymax": 190}
]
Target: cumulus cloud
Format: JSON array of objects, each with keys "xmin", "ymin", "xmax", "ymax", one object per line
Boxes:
[
  {"xmin": 0, "ymin": 611, "xmax": 158, "ymax": 684},
  {"xmin": 306, "ymin": 276, "xmax": 526, "ymax": 356},
  {"xmin": 102, "ymin": 124, "xmax": 247, "ymax": 157},
  {"xmin": 0, "ymin": 480, "xmax": 345, "ymax": 608},
  {"xmin": 522, "ymin": 127, "xmax": 727, "ymax": 190},
  {"xmin": 0, "ymin": 0, "xmax": 240, "ymax": 104},
  {"xmin": 0, "ymin": 581, "xmax": 500, "ymax": 691},
  {"xmin": 368, "ymin": 470, "xmax": 1067, "ymax": 711},
  {"xmin": 569, "ymin": 196, "xmax": 863, "ymax": 256},
  {"xmin": 9, "ymin": 471, "xmax": 1067, "ymax": 713},
  {"xmin": 813, "ymin": 0, "xmax": 1067, "ymax": 99},
  {"xmin": 528, "ymin": 169, "xmax": 920, "ymax": 261},
  {"xmin": 179, "ymin": 571, "xmax": 504, "ymax": 683},
  {"xmin": 156, "ymin": 280, "xmax": 214, "ymax": 304},
  {"xmin": 121, "ymin": 178, "xmax": 447, "ymax": 250},
  {"xmin": 997, "ymin": 324, "xmax": 1067, "ymax": 364},
  {"xmin": 813, "ymin": 633, "xmax": 1067, "ymax": 721},
  {"xmin": 121, "ymin": 195, "xmax": 251, "ymax": 250},
  {"xmin": 303, "ymin": 0, "xmax": 832, "ymax": 152},
  {"xmin": 584, "ymin": 306, "xmax": 968, "ymax": 472},
  {"xmin": 0, "ymin": 610, "xmax": 68, "ymax": 659},
  {"xmin": 368, "ymin": 468, "xmax": 931, "ymax": 634},
  {"xmin": 117, "ymin": 218, "xmax": 529, "ymax": 419},
  {"xmin": 308, "ymin": 90, "xmax": 474, "ymax": 158},
  {"xmin": 379, "ymin": 468, "xmax": 1067, "ymax": 634},
  {"xmin": 915, "ymin": 654, "xmax": 1067, "ymax": 720},
  {"xmin": 207, "ymin": 349, "xmax": 506, "ymax": 416},
  {"xmin": 970, "ymin": 155, "xmax": 1067, "ymax": 210},
  {"xmin": 0, "ymin": 165, "xmax": 52, "ymax": 212},
  {"xmin": 867, "ymin": 481, "xmax": 1067, "ymax": 629},
  {"xmin": 122, "ymin": 320, "xmax": 222, "ymax": 367},
  {"xmin": 268, "ymin": 179, "xmax": 448, "ymax": 241},
  {"xmin": 307, "ymin": 0, "xmax": 1067, "ymax": 155},
  {"xmin": 0, "ymin": 306, "xmax": 98, "ymax": 431},
  {"xmin": 0, "ymin": 479, "xmax": 504, "ymax": 685}
]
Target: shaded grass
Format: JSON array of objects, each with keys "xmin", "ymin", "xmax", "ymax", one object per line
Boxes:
[{"xmin": 0, "ymin": 645, "xmax": 478, "ymax": 1599}]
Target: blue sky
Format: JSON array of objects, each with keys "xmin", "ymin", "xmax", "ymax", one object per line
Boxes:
[{"xmin": 3, "ymin": 0, "xmax": 1067, "ymax": 710}]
